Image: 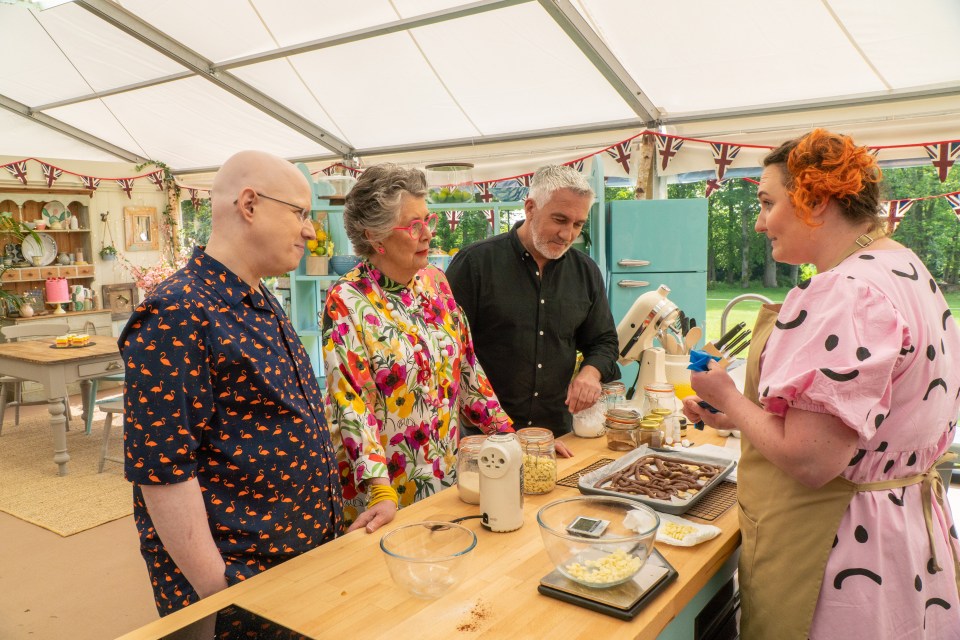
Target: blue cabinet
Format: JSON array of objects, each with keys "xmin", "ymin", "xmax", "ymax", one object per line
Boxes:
[{"xmin": 606, "ymin": 199, "xmax": 708, "ymax": 383}]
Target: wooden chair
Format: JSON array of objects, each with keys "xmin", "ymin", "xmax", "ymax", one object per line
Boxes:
[
  {"xmin": 0, "ymin": 321, "xmax": 72, "ymax": 434},
  {"xmin": 97, "ymin": 399, "xmax": 125, "ymax": 472}
]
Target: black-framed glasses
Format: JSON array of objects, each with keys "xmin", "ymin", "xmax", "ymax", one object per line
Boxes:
[
  {"xmin": 393, "ymin": 213, "xmax": 439, "ymax": 239},
  {"xmin": 236, "ymin": 192, "xmax": 311, "ymax": 223}
]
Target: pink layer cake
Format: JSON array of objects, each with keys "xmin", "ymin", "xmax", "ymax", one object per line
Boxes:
[{"xmin": 45, "ymin": 277, "xmax": 70, "ymax": 303}]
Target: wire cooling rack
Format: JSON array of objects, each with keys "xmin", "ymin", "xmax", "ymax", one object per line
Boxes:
[{"xmin": 556, "ymin": 459, "xmax": 738, "ymax": 521}]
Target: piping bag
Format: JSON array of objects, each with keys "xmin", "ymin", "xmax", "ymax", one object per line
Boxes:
[{"xmin": 687, "ymin": 349, "xmax": 721, "ymax": 430}]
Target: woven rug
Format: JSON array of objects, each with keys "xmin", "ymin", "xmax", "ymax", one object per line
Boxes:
[{"xmin": 0, "ymin": 402, "xmax": 131, "ymax": 536}]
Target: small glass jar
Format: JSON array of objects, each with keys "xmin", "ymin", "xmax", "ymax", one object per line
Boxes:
[
  {"xmin": 601, "ymin": 381, "xmax": 626, "ymax": 411},
  {"xmin": 517, "ymin": 427, "xmax": 556, "ymax": 494},
  {"xmin": 637, "ymin": 420, "xmax": 663, "ymax": 447},
  {"xmin": 456, "ymin": 435, "xmax": 486, "ymax": 504},
  {"xmin": 643, "ymin": 382, "xmax": 676, "ymax": 415},
  {"xmin": 604, "ymin": 408, "xmax": 641, "ymax": 451}
]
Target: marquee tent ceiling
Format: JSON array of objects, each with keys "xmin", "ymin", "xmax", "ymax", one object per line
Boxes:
[{"xmin": 3, "ymin": 0, "xmax": 960, "ymax": 183}]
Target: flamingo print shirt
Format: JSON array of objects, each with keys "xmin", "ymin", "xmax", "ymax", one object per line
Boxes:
[
  {"xmin": 322, "ymin": 260, "xmax": 511, "ymax": 523},
  {"xmin": 120, "ymin": 248, "xmax": 343, "ymax": 613}
]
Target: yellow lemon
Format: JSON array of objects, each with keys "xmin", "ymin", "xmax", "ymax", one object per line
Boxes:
[
  {"xmin": 448, "ymin": 248, "xmax": 459, "ymax": 256},
  {"xmin": 306, "ymin": 239, "xmax": 319, "ymax": 252}
]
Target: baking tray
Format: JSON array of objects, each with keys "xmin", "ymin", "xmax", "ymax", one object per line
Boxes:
[{"xmin": 578, "ymin": 446, "xmax": 736, "ymax": 515}]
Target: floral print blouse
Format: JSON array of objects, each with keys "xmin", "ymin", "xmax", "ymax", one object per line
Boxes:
[{"xmin": 322, "ymin": 260, "xmax": 512, "ymax": 523}]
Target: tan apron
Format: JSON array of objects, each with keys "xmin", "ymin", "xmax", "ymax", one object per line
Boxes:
[{"xmin": 738, "ymin": 303, "xmax": 959, "ymax": 638}]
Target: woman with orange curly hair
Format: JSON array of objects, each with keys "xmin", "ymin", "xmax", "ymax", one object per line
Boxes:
[{"xmin": 684, "ymin": 129, "xmax": 960, "ymax": 639}]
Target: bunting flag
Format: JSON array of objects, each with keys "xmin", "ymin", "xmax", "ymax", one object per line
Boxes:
[
  {"xmin": 188, "ymin": 188, "xmax": 201, "ymax": 210},
  {"xmin": 39, "ymin": 162, "xmax": 63, "ymax": 188},
  {"xmin": 946, "ymin": 193, "xmax": 960, "ymax": 222},
  {"xmin": 446, "ymin": 210, "xmax": 462, "ymax": 231},
  {"xmin": 81, "ymin": 175, "xmax": 101, "ymax": 191},
  {"xmin": 605, "ymin": 141, "xmax": 632, "ymax": 174},
  {"xmin": 475, "ymin": 181, "xmax": 495, "ymax": 203},
  {"xmin": 514, "ymin": 174, "xmax": 532, "ymax": 188},
  {"xmin": 147, "ymin": 170, "xmax": 165, "ymax": 190},
  {"xmin": 883, "ymin": 199, "xmax": 915, "ymax": 234},
  {"xmin": 654, "ymin": 134, "xmax": 684, "ymax": 172},
  {"xmin": 923, "ymin": 142, "xmax": 960, "ymax": 182},
  {"xmin": 564, "ymin": 158, "xmax": 585, "ymax": 172},
  {"xmin": 485, "ymin": 210, "xmax": 497, "ymax": 229},
  {"xmin": 868, "ymin": 147, "xmax": 881, "ymax": 158},
  {"xmin": 5, "ymin": 161, "xmax": 28, "ymax": 184},
  {"xmin": 116, "ymin": 177, "xmax": 135, "ymax": 198},
  {"xmin": 709, "ymin": 143, "xmax": 741, "ymax": 180},
  {"xmin": 321, "ymin": 166, "xmax": 335, "ymax": 176},
  {"xmin": 705, "ymin": 178, "xmax": 728, "ymax": 198}
]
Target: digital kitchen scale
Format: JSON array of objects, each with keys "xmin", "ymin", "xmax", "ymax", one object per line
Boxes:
[
  {"xmin": 538, "ymin": 548, "xmax": 677, "ymax": 620},
  {"xmin": 161, "ymin": 604, "xmax": 312, "ymax": 639}
]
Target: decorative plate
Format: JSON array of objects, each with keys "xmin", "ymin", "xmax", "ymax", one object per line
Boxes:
[
  {"xmin": 41, "ymin": 201, "xmax": 68, "ymax": 227},
  {"xmin": 21, "ymin": 232, "xmax": 58, "ymax": 267}
]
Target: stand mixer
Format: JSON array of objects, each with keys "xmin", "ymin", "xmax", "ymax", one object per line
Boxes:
[{"xmin": 615, "ymin": 284, "xmax": 682, "ymax": 398}]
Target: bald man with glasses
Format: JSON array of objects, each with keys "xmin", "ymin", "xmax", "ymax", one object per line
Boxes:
[{"xmin": 120, "ymin": 150, "xmax": 344, "ymax": 616}]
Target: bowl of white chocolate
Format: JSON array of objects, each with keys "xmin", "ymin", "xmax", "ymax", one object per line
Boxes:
[{"xmin": 536, "ymin": 495, "xmax": 659, "ymax": 588}]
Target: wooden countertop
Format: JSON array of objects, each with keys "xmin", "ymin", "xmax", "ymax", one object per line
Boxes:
[{"xmin": 117, "ymin": 432, "xmax": 741, "ymax": 640}]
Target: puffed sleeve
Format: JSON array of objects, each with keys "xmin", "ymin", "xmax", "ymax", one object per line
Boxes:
[
  {"xmin": 321, "ymin": 282, "xmax": 389, "ymax": 486},
  {"xmin": 759, "ymin": 272, "xmax": 907, "ymax": 440}
]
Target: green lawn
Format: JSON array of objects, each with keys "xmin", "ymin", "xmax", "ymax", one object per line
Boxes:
[{"xmin": 703, "ymin": 284, "xmax": 960, "ymax": 344}]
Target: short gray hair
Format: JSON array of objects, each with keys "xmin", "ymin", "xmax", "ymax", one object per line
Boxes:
[
  {"xmin": 343, "ymin": 163, "xmax": 428, "ymax": 257},
  {"xmin": 527, "ymin": 164, "xmax": 594, "ymax": 207}
]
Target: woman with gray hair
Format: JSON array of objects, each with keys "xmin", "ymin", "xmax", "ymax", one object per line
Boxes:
[{"xmin": 321, "ymin": 163, "xmax": 513, "ymax": 534}]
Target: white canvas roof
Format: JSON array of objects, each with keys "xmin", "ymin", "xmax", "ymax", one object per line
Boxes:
[{"xmin": 2, "ymin": 0, "xmax": 960, "ymax": 184}]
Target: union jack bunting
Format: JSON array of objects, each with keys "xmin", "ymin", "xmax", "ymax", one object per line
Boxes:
[
  {"xmin": 709, "ymin": 143, "xmax": 741, "ymax": 181},
  {"xmin": 80, "ymin": 175, "xmax": 100, "ymax": 191},
  {"xmin": 923, "ymin": 142, "xmax": 960, "ymax": 182},
  {"xmin": 485, "ymin": 210, "xmax": 496, "ymax": 229},
  {"xmin": 321, "ymin": 165, "xmax": 336, "ymax": 176},
  {"xmin": 475, "ymin": 181, "xmax": 495, "ymax": 203},
  {"xmin": 564, "ymin": 158, "xmax": 585, "ymax": 172},
  {"xmin": 147, "ymin": 170, "xmax": 165, "ymax": 190},
  {"xmin": 654, "ymin": 134, "xmax": 684, "ymax": 172},
  {"xmin": 605, "ymin": 141, "xmax": 632, "ymax": 174},
  {"xmin": 883, "ymin": 199, "xmax": 914, "ymax": 234},
  {"xmin": 188, "ymin": 189, "xmax": 201, "ymax": 210},
  {"xmin": 705, "ymin": 178, "xmax": 728, "ymax": 198},
  {"xmin": 5, "ymin": 161, "xmax": 28, "ymax": 184},
  {"xmin": 116, "ymin": 178, "xmax": 135, "ymax": 198},
  {"xmin": 945, "ymin": 193, "xmax": 960, "ymax": 222},
  {"xmin": 40, "ymin": 162, "xmax": 63, "ymax": 188},
  {"xmin": 867, "ymin": 147, "xmax": 881, "ymax": 158},
  {"xmin": 446, "ymin": 210, "xmax": 462, "ymax": 231},
  {"xmin": 514, "ymin": 174, "xmax": 532, "ymax": 188}
]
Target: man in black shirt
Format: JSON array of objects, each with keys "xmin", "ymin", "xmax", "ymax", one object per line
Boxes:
[{"xmin": 447, "ymin": 165, "xmax": 620, "ymax": 439}]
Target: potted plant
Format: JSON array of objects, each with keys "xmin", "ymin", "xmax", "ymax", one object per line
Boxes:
[
  {"xmin": 100, "ymin": 245, "xmax": 118, "ymax": 261},
  {"xmin": 0, "ymin": 215, "xmax": 40, "ymax": 314}
]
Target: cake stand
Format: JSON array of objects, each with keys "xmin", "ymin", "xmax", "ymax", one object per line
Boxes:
[{"xmin": 46, "ymin": 300, "xmax": 69, "ymax": 315}]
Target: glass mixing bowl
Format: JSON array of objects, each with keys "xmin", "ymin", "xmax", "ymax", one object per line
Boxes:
[
  {"xmin": 379, "ymin": 521, "xmax": 477, "ymax": 599},
  {"xmin": 537, "ymin": 495, "xmax": 659, "ymax": 588}
]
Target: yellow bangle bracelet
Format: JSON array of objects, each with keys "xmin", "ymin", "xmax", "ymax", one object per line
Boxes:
[{"xmin": 367, "ymin": 483, "xmax": 398, "ymax": 509}]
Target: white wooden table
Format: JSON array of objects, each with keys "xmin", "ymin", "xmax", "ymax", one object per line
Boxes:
[{"xmin": 0, "ymin": 337, "xmax": 123, "ymax": 475}]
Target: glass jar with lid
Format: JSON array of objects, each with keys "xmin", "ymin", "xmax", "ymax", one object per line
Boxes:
[
  {"xmin": 601, "ymin": 381, "xmax": 626, "ymax": 411},
  {"xmin": 604, "ymin": 408, "xmax": 641, "ymax": 451},
  {"xmin": 517, "ymin": 427, "xmax": 556, "ymax": 494},
  {"xmin": 456, "ymin": 435, "xmax": 486, "ymax": 504},
  {"xmin": 643, "ymin": 382, "xmax": 676, "ymax": 415},
  {"xmin": 637, "ymin": 419, "xmax": 663, "ymax": 447},
  {"xmin": 425, "ymin": 162, "xmax": 475, "ymax": 204}
]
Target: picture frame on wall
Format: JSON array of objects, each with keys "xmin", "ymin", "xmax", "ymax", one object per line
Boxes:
[{"xmin": 102, "ymin": 283, "xmax": 139, "ymax": 321}]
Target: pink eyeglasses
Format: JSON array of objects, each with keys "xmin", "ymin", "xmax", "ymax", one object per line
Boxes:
[{"xmin": 393, "ymin": 213, "xmax": 439, "ymax": 239}]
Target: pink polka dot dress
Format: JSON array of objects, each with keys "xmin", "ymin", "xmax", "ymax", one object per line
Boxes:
[{"xmin": 759, "ymin": 248, "xmax": 960, "ymax": 639}]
